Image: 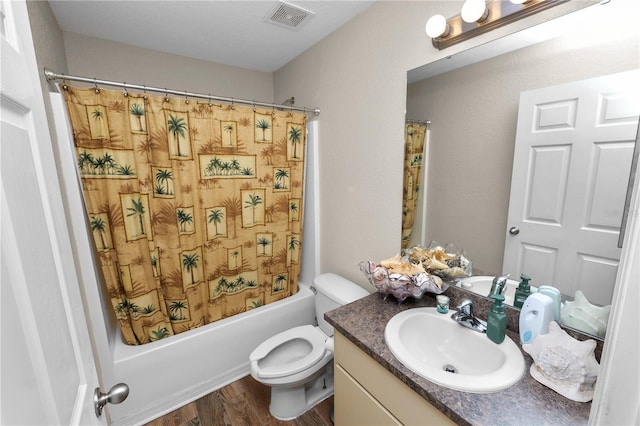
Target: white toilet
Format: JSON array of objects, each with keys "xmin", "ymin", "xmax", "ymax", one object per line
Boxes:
[{"xmin": 249, "ymin": 273, "xmax": 369, "ymax": 420}]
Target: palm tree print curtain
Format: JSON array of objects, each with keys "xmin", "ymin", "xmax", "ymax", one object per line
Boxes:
[
  {"xmin": 63, "ymin": 85, "xmax": 306, "ymax": 345},
  {"xmin": 401, "ymin": 123, "xmax": 427, "ymax": 250}
]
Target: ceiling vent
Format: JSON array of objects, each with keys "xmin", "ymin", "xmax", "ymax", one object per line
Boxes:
[{"xmin": 264, "ymin": 1, "xmax": 315, "ymax": 31}]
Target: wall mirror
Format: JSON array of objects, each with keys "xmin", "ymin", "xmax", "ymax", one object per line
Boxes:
[{"xmin": 404, "ymin": 1, "xmax": 640, "ymax": 339}]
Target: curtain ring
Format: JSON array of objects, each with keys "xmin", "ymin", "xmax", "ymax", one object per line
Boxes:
[
  {"xmin": 252, "ymin": 100, "xmax": 256, "ymax": 113},
  {"xmin": 164, "ymin": 89, "xmax": 170, "ymax": 103},
  {"xmin": 207, "ymin": 95, "xmax": 212, "ymax": 107},
  {"xmin": 94, "ymin": 78, "xmax": 100, "ymax": 94},
  {"xmin": 230, "ymin": 97, "xmax": 235, "ymax": 110},
  {"xmin": 272, "ymin": 103, "xmax": 276, "ymax": 116},
  {"xmin": 142, "ymin": 85, "xmax": 148, "ymax": 101},
  {"xmin": 62, "ymin": 78, "xmax": 68, "ymax": 91},
  {"xmin": 184, "ymin": 90, "xmax": 189, "ymax": 105},
  {"xmin": 123, "ymin": 83, "xmax": 129, "ymax": 98}
]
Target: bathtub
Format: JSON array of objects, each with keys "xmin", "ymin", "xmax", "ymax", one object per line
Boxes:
[{"xmin": 108, "ymin": 283, "xmax": 316, "ymax": 425}]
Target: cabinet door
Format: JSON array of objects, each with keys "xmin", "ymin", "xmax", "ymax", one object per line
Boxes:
[
  {"xmin": 334, "ymin": 332, "xmax": 456, "ymax": 426},
  {"xmin": 335, "ymin": 365, "xmax": 400, "ymax": 426}
]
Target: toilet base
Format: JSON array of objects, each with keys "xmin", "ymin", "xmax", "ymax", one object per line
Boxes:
[{"xmin": 269, "ymin": 367, "xmax": 334, "ymax": 420}]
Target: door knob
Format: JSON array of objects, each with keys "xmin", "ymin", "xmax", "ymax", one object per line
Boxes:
[
  {"xmin": 509, "ymin": 226, "xmax": 520, "ymax": 235},
  {"xmin": 94, "ymin": 383, "xmax": 129, "ymax": 417}
]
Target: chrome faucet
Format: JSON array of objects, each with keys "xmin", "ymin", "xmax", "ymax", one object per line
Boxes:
[
  {"xmin": 488, "ymin": 274, "xmax": 510, "ymax": 297},
  {"xmin": 451, "ymin": 299, "xmax": 487, "ymax": 333}
]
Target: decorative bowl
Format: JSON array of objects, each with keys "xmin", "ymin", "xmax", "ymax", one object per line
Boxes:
[{"xmin": 360, "ymin": 261, "xmax": 447, "ymax": 303}]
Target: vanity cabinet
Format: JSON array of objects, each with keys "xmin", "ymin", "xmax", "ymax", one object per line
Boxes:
[{"xmin": 334, "ymin": 332, "xmax": 455, "ymax": 426}]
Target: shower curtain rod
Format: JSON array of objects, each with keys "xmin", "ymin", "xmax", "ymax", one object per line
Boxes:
[
  {"xmin": 43, "ymin": 68, "xmax": 320, "ymax": 116},
  {"xmin": 406, "ymin": 119, "xmax": 430, "ymax": 125}
]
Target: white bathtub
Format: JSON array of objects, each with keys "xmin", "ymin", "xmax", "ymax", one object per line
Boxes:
[{"xmin": 108, "ymin": 283, "xmax": 316, "ymax": 425}]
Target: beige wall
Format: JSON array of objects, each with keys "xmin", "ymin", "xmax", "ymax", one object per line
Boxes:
[
  {"xmin": 27, "ymin": 3, "xmax": 274, "ymax": 101},
  {"xmin": 406, "ymin": 14, "xmax": 640, "ymax": 275},
  {"xmin": 62, "ymin": 32, "xmax": 275, "ymax": 101},
  {"xmin": 25, "ymin": 0, "xmax": 68, "ymax": 161},
  {"xmin": 26, "ymin": 0, "xmax": 68, "ymax": 76},
  {"xmin": 272, "ymin": 0, "xmax": 593, "ymax": 287}
]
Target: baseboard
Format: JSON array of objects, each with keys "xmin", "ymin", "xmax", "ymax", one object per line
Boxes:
[{"xmin": 111, "ymin": 363, "xmax": 250, "ymax": 426}]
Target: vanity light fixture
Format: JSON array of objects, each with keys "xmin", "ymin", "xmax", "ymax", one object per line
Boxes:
[
  {"xmin": 427, "ymin": 0, "xmax": 568, "ymax": 50},
  {"xmin": 425, "ymin": 14, "xmax": 451, "ymax": 38},
  {"xmin": 461, "ymin": 0, "xmax": 490, "ymax": 23}
]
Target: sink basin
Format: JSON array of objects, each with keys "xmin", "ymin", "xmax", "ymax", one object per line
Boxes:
[
  {"xmin": 456, "ymin": 276, "xmax": 537, "ymax": 306},
  {"xmin": 384, "ymin": 307, "xmax": 525, "ymax": 393}
]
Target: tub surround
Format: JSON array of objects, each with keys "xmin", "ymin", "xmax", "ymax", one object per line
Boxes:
[
  {"xmin": 325, "ymin": 283, "xmax": 594, "ymax": 425},
  {"xmin": 109, "ymin": 283, "xmax": 316, "ymax": 425}
]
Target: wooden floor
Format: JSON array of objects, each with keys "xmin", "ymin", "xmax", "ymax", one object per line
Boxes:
[{"xmin": 144, "ymin": 375, "xmax": 334, "ymax": 426}]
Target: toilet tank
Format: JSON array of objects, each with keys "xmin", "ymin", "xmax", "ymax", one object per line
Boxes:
[{"xmin": 313, "ymin": 273, "xmax": 369, "ymax": 336}]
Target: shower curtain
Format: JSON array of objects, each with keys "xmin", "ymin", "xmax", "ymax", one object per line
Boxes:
[
  {"xmin": 401, "ymin": 122, "xmax": 427, "ymax": 250},
  {"xmin": 63, "ymin": 85, "xmax": 306, "ymax": 345}
]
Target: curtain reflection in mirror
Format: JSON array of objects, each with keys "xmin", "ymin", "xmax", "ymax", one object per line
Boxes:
[{"xmin": 401, "ymin": 121, "xmax": 428, "ymax": 249}]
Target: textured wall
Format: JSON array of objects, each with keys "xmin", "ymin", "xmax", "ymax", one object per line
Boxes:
[
  {"xmin": 62, "ymin": 32, "xmax": 275, "ymax": 102},
  {"xmin": 26, "ymin": 0, "xmax": 68, "ymax": 76}
]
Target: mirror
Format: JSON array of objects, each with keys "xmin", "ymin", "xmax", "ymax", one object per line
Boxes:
[{"xmin": 404, "ymin": 1, "xmax": 640, "ymax": 338}]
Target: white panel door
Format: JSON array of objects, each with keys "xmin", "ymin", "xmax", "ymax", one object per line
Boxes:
[
  {"xmin": 503, "ymin": 70, "xmax": 640, "ymax": 305},
  {"xmin": 0, "ymin": 0, "xmax": 106, "ymax": 424}
]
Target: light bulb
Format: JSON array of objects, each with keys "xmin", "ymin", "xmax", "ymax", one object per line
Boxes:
[
  {"xmin": 425, "ymin": 15, "xmax": 450, "ymax": 38},
  {"xmin": 461, "ymin": 0, "xmax": 489, "ymax": 23}
]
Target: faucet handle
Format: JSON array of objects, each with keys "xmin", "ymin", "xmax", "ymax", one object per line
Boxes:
[
  {"xmin": 457, "ymin": 299, "xmax": 473, "ymax": 317},
  {"xmin": 490, "ymin": 274, "xmax": 510, "ymax": 296},
  {"xmin": 452, "ymin": 298, "xmax": 487, "ymax": 334},
  {"xmin": 495, "ymin": 273, "xmax": 510, "ymax": 282}
]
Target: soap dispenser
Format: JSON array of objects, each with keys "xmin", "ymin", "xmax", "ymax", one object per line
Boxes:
[
  {"xmin": 519, "ymin": 293, "xmax": 554, "ymax": 344},
  {"xmin": 487, "ymin": 294, "xmax": 507, "ymax": 344},
  {"xmin": 537, "ymin": 285, "xmax": 561, "ymax": 322},
  {"xmin": 513, "ymin": 274, "xmax": 532, "ymax": 309}
]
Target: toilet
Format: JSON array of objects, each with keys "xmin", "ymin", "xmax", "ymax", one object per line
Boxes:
[{"xmin": 249, "ymin": 273, "xmax": 369, "ymax": 420}]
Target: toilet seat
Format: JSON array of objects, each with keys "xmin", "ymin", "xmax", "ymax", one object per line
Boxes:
[{"xmin": 250, "ymin": 325, "xmax": 327, "ymax": 379}]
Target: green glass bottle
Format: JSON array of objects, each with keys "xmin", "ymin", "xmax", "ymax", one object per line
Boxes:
[
  {"xmin": 513, "ymin": 274, "xmax": 531, "ymax": 309},
  {"xmin": 487, "ymin": 294, "xmax": 507, "ymax": 344}
]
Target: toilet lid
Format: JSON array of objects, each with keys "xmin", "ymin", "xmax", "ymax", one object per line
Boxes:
[{"xmin": 250, "ymin": 325, "xmax": 327, "ymax": 379}]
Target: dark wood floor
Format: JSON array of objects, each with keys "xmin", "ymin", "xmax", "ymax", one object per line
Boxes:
[{"xmin": 145, "ymin": 375, "xmax": 334, "ymax": 426}]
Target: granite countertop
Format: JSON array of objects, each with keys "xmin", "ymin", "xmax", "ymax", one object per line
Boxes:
[{"xmin": 325, "ymin": 286, "xmax": 593, "ymax": 426}]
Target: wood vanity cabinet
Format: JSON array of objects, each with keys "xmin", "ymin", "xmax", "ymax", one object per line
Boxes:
[{"xmin": 334, "ymin": 332, "xmax": 455, "ymax": 425}]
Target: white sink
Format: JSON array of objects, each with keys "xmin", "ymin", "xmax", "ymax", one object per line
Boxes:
[
  {"xmin": 456, "ymin": 276, "xmax": 537, "ymax": 306},
  {"xmin": 384, "ymin": 307, "xmax": 525, "ymax": 393}
]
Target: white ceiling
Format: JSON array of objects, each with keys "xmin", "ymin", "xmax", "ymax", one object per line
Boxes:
[{"xmin": 48, "ymin": 0, "xmax": 374, "ymax": 73}]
